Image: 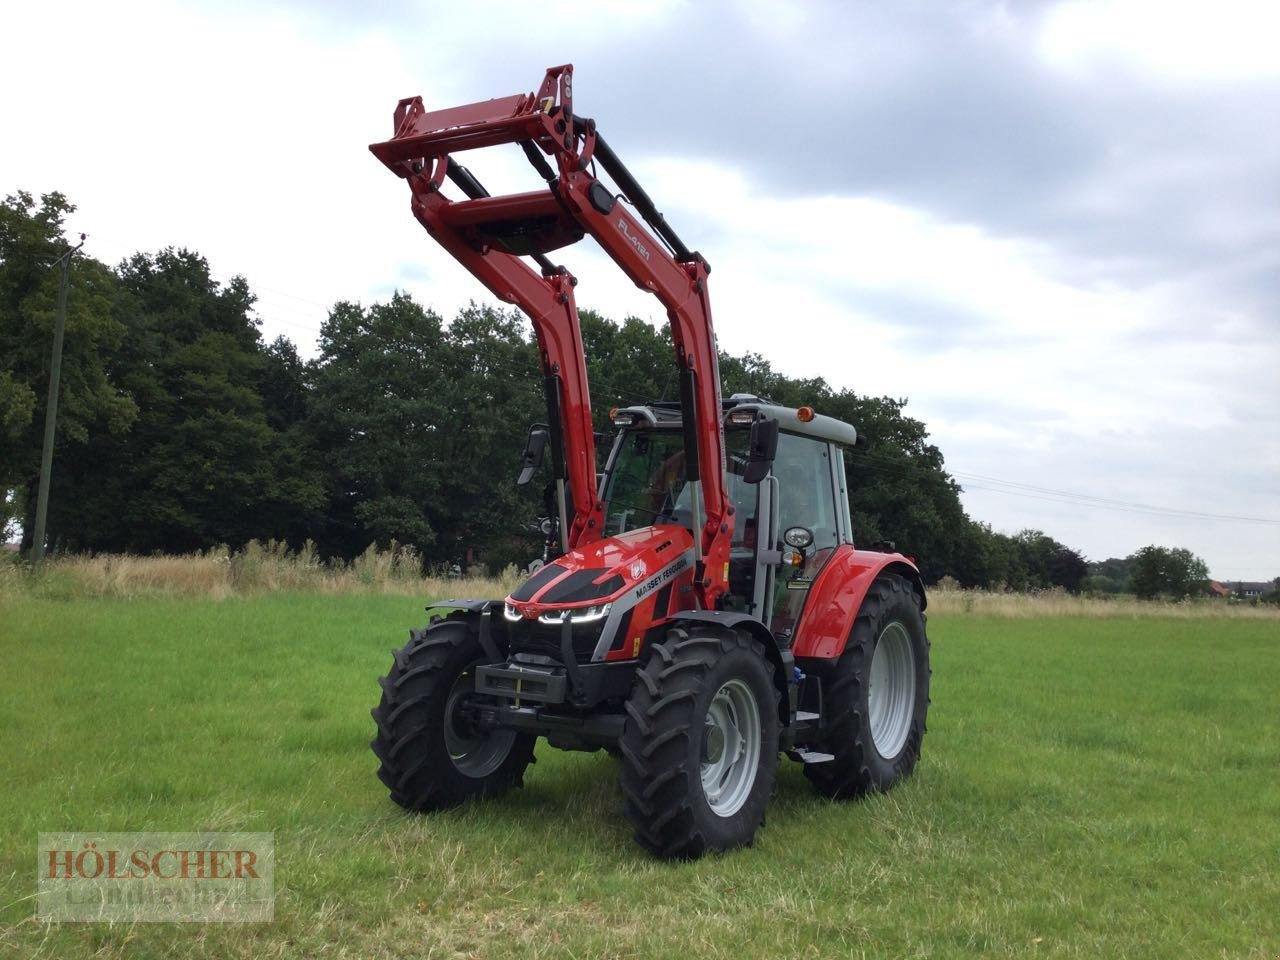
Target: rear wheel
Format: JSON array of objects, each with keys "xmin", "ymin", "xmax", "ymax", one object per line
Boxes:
[
  {"xmin": 619, "ymin": 625, "xmax": 779, "ymax": 859},
  {"xmin": 804, "ymin": 573, "xmax": 930, "ymax": 798},
  {"xmin": 371, "ymin": 617, "xmax": 535, "ymax": 811}
]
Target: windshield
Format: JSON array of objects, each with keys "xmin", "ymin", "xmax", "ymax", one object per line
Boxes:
[{"xmin": 602, "ymin": 428, "xmax": 755, "ymax": 543}]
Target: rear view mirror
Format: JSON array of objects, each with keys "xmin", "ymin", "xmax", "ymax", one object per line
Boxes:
[
  {"xmin": 517, "ymin": 424, "xmax": 550, "ymax": 485},
  {"xmin": 742, "ymin": 417, "xmax": 779, "ymax": 485}
]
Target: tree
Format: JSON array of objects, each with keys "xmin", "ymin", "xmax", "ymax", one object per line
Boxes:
[
  {"xmin": 1128, "ymin": 545, "xmax": 1209, "ymax": 600},
  {"xmin": 949, "ymin": 521, "xmax": 999, "ymax": 588},
  {"xmin": 1166, "ymin": 547, "xmax": 1210, "ymax": 598},
  {"xmin": 581, "ymin": 310, "xmax": 672, "ymax": 421},
  {"xmin": 1014, "ymin": 529, "xmax": 1057, "ymax": 588},
  {"xmin": 1081, "ymin": 574, "xmax": 1125, "ymax": 595},
  {"xmin": 1004, "ymin": 530, "xmax": 1088, "ymax": 592},
  {"xmin": 0, "ymin": 191, "xmax": 136, "ymax": 551},
  {"xmin": 1128, "ymin": 547, "xmax": 1164, "ymax": 599},
  {"xmin": 1084, "ymin": 556, "xmax": 1133, "ymax": 594},
  {"xmin": 307, "ymin": 293, "xmax": 453, "ymax": 561},
  {"xmin": 48, "ymin": 249, "xmax": 321, "ymax": 553},
  {"xmin": 256, "ymin": 335, "xmax": 325, "ymax": 546},
  {"xmin": 1, "ymin": 487, "xmax": 23, "ymax": 544},
  {"xmin": 433, "ymin": 303, "xmax": 544, "ymax": 569},
  {"xmin": 1047, "ymin": 544, "xmax": 1088, "ymax": 593}
]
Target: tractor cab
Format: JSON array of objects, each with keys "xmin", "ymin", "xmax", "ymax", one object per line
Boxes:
[{"xmin": 600, "ymin": 394, "xmax": 858, "ymax": 639}]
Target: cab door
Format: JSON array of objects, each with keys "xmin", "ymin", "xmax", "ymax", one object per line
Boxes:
[{"xmin": 767, "ymin": 432, "xmax": 843, "ymax": 639}]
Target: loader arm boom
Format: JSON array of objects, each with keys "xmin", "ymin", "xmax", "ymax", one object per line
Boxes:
[
  {"xmin": 371, "ymin": 64, "xmax": 732, "ymax": 607},
  {"xmin": 401, "ymin": 159, "xmax": 603, "ymax": 551}
]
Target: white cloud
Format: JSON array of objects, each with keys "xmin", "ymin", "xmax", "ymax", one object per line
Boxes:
[{"xmin": 1037, "ymin": 0, "xmax": 1280, "ymax": 85}]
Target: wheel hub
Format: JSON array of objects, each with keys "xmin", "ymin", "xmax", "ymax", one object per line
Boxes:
[
  {"xmin": 703, "ymin": 721, "xmax": 725, "ymax": 764},
  {"xmin": 444, "ymin": 669, "xmax": 517, "ymax": 778}
]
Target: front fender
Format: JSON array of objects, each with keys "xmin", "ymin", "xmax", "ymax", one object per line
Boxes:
[
  {"xmin": 422, "ymin": 598, "xmax": 504, "ymax": 661},
  {"xmin": 791, "ymin": 547, "xmax": 925, "ymax": 660},
  {"xmin": 664, "ymin": 610, "xmax": 792, "ymax": 724},
  {"xmin": 424, "ymin": 598, "xmax": 496, "ymax": 619}
]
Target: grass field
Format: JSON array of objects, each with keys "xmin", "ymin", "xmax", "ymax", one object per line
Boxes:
[{"xmin": 1, "ymin": 592, "xmax": 1277, "ymax": 959}]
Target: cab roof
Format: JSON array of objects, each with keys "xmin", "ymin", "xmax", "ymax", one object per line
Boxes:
[{"xmin": 614, "ymin": 393, "xmax": 858, "ymax": 447}]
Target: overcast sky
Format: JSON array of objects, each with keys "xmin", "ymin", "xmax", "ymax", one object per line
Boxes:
[{"xmin": 4, "ymin": 0, "xmax": 1277, "ymax": 578}]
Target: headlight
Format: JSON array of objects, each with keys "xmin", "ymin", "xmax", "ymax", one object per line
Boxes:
[
  {"xmin": 538, "ymin": 603, "xmax": 612, "ymax": 625},
  {"xmin": 503, "ymin": 602, "xmax": 521, "ymax": 621},
  {"xmin": 783, "ymin": 525, "xmax": 814, "ymax": 549}
]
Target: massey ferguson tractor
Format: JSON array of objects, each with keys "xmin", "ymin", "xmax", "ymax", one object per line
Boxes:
[{"xmin": 368, "ymin": 65, "xmax": 930, "ymax": 859}]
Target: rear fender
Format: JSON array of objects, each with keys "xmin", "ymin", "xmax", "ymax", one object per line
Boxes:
[
  {"xmin": 663, "ymin": 610, "xmax": 791, "ymax": 725},
  {"xmin": 791, "ymin": 547, "xmax": 925, "ymax": 660}
]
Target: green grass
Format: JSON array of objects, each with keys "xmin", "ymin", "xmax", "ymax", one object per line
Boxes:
[{"xmin": 1, "ymin": 594, "xmax": 1277, "ymax": 958}]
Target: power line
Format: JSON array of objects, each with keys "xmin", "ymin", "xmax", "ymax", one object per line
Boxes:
[
  {"xmin": 844, "ymin": 449, "xmax": 1278, "ymax": 526},
  {"xmin": 253, "ymin": 285, "xmax": 333, "ymax": 310},
  {"xmin": 958, "ymin": 482, "xmax": 1268, "ymax": 524},
  {"xmin": 947, "ymin": 468, "xmax": 1274, "ymax": 522},
  {"xmin": 75, "ymin": 230, "xmax": 332, "ymax": 335}
]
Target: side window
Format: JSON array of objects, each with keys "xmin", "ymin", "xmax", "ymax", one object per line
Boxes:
[
  {"xmin": 768, "ymin": 432, "xmax": 840, "ymax": 635},
  {"xmin": 773, "ymin": 433, "xmax": 838, "ymax": 549},
  {"xmin": 724, "ymin": 430, "xmax": 759, "ymax": 550}
]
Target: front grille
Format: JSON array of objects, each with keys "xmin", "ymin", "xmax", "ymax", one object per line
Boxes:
[{"xmin": 507, "ymin": 618, "xmax": 604, "ymax": 662}]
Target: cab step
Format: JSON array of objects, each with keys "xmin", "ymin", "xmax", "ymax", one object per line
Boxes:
[{"xmin": 790, "ymin": 748, "xmax": 835, "ymax": 764}]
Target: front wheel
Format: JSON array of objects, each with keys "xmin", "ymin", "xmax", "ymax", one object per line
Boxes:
[
  {"xmin": 371, "ymin": 617, "xmax": 535, "ymax": 811},
  {"xmin": 804, "ymin": 572, "xmax": 930, "ymax": 798},
  {"xmin": 618, "ymin": 626, "xmax": 780, "ymax": 859}
]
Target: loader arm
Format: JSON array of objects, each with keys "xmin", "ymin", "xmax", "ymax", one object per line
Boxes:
[{"xmin": 371, "ymin": 64, "xmax": 732, "ymax": 607}]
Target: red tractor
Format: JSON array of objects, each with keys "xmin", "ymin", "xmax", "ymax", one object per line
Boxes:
[{"xmin": 369, "ymin": 66, "xmax": 930, "ymax": 859}]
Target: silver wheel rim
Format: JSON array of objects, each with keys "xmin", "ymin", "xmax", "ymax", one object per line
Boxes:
[
  {"xmin": 700, "ymin": 679, "xmax": 761, "ymax": 817},
  {"xmin": 868, "ymin": 622, "xmax": 916, "ymax": 759},
  {"xmin": 444, "ymin": 670, "xmax": 516, "ymax": 778}
]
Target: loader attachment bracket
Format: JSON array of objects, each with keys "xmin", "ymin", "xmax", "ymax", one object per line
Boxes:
[{"xmin": 372, "ymin": 65, "xmax": 574, "ymax": 176}]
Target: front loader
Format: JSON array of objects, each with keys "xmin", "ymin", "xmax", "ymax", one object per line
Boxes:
[{"xmin": 368, "ymin": 65, "xmax": 930, "ymax": 859}]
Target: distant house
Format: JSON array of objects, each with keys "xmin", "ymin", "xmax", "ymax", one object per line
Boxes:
[
  {"xmin": 1206, "ymin": 580, "xmax": 1230, "ymax": 598},
  {"xmin": 1221, "ymin": 580, "xmax": 1273, "ymax": 600}
]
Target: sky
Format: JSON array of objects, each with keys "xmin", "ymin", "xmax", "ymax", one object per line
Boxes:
[{"xmin": 3, "ymin": 0, "xmax": 1277, "ymax": 579}]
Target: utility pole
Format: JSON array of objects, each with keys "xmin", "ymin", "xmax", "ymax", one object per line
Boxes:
[{"xmin": 30, "ymin": 234, "xmax": 86, "ymax": 565}]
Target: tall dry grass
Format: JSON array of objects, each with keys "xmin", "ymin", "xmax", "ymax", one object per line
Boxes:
[
  {"xmin": 0, "ymin": 540, "xmax": 520, "ymax": 602},
  {"xmin": 925, "ymin": 581, "xmax": 1280, "ymax": 620}
]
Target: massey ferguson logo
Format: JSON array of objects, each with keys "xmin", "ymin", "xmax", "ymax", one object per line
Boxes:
[
  {"xmin": 617, "ymin": 218, "xmax": 651, "ymax": 261},
  {"xmin": 633, "ymin": 552, "xmax": 691, "ymax": 601}
]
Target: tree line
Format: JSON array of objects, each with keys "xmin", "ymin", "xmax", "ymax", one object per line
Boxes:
[{"xmin": 0, "ymin": 191, "xmax": 1215, "ymax": 595}]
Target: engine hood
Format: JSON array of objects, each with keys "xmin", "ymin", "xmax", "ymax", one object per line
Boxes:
[{"xmin": 506, "ymin": 524, "xmax": 695, "ymax": 618}]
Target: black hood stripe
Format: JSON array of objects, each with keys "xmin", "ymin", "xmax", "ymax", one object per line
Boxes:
[
  {"xmin": 509, "ymin": 561, "xmax": 570, "ymax": 602},
  {"xmin": 539, "ymin": 569, "xmax": 625, "ymax": 604}
]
